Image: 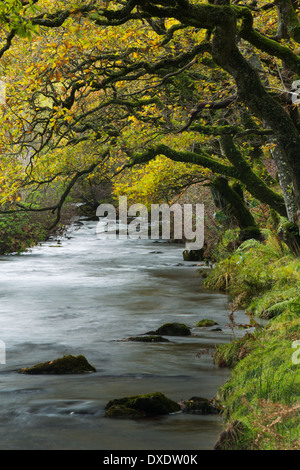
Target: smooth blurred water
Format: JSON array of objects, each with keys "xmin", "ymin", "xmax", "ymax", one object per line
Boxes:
[{"xmin": 0, "ymin": 220, "xmax": 251, "ymax": 450}]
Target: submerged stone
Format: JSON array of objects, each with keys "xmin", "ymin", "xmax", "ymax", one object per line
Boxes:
[
  {"xmin": 121, "ymin": 335, "xmax": 170, "ymax": 342},
  {"xmin": 196, "ymin": 319, "xmax": 218, "ymax": 327},
  {"xmin": 146, "ymin": 322, "xmax": 191, "ymax": 336},
  {"xmin": 105, "ymin": 392, "xmax": 181, "ymax": 418},
  {"xmin": 18, "ymin": 355, "xmax": 96, "ymax": 375}
]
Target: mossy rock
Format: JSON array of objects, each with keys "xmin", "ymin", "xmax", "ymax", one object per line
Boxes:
[
  {"xmin": 122, "ymin": 335, "xmax": 170, "ymax": 342},
  {"xmin": 104, "ymin": 405, "xmax": 145, "ymax": 419},
  {"xmin": 105, "ymin": 392, "xmax": 181, "ymax": 418},
  {"xmin": 182, "ymin": 396, "xmax": 220, "ymax": 415},
  {"xmin": 196, "ymin": 319, "xmax": 218, "ymax": 327},
  {"xmin": 198, "ymin": 269, "xmax": 208, "ymax": 279},
  {"xmin": 18, "ymin": 355, "xmax": 96, "ymax": 375},
  {"xmin": 183, "ymin": 249, "xmax": 204, "ymax": 261},
  {"xmin": 146, "ymin": 322, "xmax": 191, "ymax": 336}
]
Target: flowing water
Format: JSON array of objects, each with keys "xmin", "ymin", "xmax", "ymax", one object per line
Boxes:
[{"xmin": 0, "ymin": 220, "xmax": 251, "ymax": 450}]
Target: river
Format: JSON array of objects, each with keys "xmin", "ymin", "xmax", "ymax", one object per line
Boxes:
[{"xmin": 0, "ymin": 219, "xmax": 250, "ymax": 450}]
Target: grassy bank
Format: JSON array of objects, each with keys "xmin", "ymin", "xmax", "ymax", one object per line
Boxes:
[{"xmin": 205, "ymin": 230, "xmax": 300, "ymax": 450}]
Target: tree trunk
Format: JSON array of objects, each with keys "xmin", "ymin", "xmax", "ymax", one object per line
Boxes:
[
  {"xmin": 211, "ymin": 176, "xmax": 262, "ymax": 242},
  {"xmin": 212, "ymin": 20, "xmax": 300, "ymax": 234}
]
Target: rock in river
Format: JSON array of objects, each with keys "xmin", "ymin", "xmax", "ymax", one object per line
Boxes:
[
  {"xmin": 105, "ymin": 392, "xmax": 181, "ymax": 419},
  {"xmin": 195, "ymin": 319, "xmax": 218, "ymax": 327},
  {"xmin": 145, "ymin": 322, "xmax": 191, "ymax": 336},
  {"xmin": 120, "ymin": 335, "xmax": 170, "ymax": 342},
  {"xmin": 104, "ymin": 405, "xmax": 145, "ymax": 419},
  {"xmin": 18, "ymin": 355, "xmax": 96, "ymax": 375},
  {"xmin": 182, "ymin": 249, "xmax": 204, "ymax": 261},
  {"xmin": 182, "ymin": 396, "xmax": 220, "ymax": 415}
]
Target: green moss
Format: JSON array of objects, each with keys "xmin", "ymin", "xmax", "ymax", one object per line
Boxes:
[
  {"xmin": 18, "ymin": 355, "xmax": 96, "ymax": 375},
  {"xmin": 105, "ymin": 392, "xmax": 181, "ymax": 417},
  {"xmin": 104, "ymin": 405, "xmax": 145, "ymax": 419},
  {"xmin": 196, "ymin": 319, "xmax": 218, "ymax": 327}
]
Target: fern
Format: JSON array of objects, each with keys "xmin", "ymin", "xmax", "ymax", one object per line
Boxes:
[
  {"xmin": 237, "ymin": 239, "xmax": 262, "ymax": 252},
  {"xmin": 266, "ymin": 297, "xmax": 300, "ymax": 317}
]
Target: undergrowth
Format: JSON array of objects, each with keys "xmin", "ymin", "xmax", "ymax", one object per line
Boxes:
[
  {"xmin": 0, "ymin": 213, "xmax": 48, "ymax": 254},
  {"xmin": 205, "ymin": 229, "xmax": 299, "ymax": 318},
  {"xmin": 0, "ymin": 202, "xmax": 76, "ymax": 255},
  {"xmin": 207, "ymin": 229, "xmax": 300, "ymax": 450}
]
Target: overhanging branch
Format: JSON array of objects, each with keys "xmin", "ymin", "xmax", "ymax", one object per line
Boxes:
[{"xmin": 0, "ymin": 153, "xmax": 109, "ymax": 230}]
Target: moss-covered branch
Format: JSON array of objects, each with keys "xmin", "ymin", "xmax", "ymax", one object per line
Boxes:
[
  {"xmin": 237, "ymin": 6, "xmax": 300, "ymax": 74},
  {"xmin": 0, "ymin": 157, "xmax": 108, "ymax": 230},
  {"xmin": 129, "ymin": 142, "xmax": 286, "ymax": 217},
  {"xmin": 186, "ymin": 123, "xmax": 274, "ymax": 138},
  {"xmin": 129, "ymin": 144, "xmax": 240, "ymax": 178},
  {"xmin": 220, "ymin": 135, "xmax": 286, "ymax": 216}
]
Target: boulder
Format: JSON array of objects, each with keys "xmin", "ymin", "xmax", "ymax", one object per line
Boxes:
[
  {"xmin": 146, "ymin": 322, "xmax": 191, "ymax": 336},
  {"xmin": 183, "ymin": 249, "xmax": 204, "ymax": 262},
  {"xmin": 104, "ymin": 405, "xmax": 145, "ymax": 419},
  {"xmin": 182, "ymin": 396, "xmax": 220, "ymax": 415},
  {"xmin": 18, "ymin": 355, "xmax": 96, "ymax": 375},
  {"xmin": 196, "ymin": 319, "xmax": 218, "ymax": 327},
  {"xmin": 105, "ymin": 392, "xmax": 181, "ymax": 418}
]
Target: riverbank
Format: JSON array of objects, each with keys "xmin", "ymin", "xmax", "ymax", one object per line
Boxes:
[
  {"xmin": 0, "ymin": 205, "xmax": 77, "ymax": 255},
  {"xmin": 205, "ymin": 230, "xmax": 300, "ymax": 450}
]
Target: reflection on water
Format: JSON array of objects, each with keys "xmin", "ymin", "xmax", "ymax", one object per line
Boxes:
[{"xmin": 0, "ymin": 221, "xmax": 250, "ymax": 450}]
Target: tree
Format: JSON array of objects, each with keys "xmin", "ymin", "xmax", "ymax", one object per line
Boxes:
[{"xmin": 0, "ymin": 0, "xmax": 300, "ymax": 250}]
